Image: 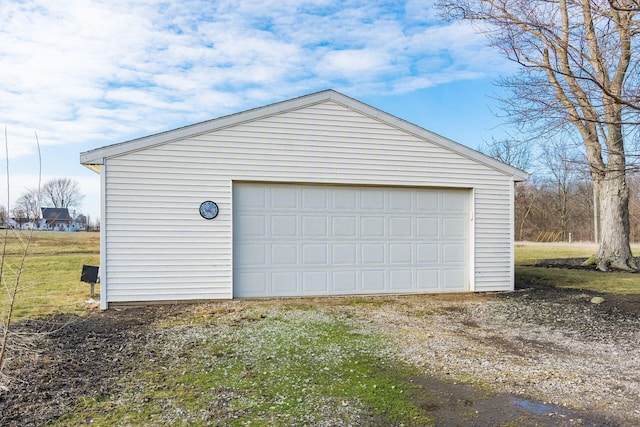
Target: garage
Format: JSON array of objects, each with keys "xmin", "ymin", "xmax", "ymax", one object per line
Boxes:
[
  {"xmin": 80, "ymin": 89, "xmax": 528, "ymax": 309},
  {"xmin": 234, "ymin": 183, "xmax": 470, "ymax": 297}
]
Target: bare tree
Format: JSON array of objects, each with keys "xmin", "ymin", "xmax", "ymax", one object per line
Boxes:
[
  {"xmin": 628, "ymin": 172, "xmax": 640, "ymax": 241},
  {"xmin": 11, "ymin": 209, "xmax": 28, "ymax": 228},
  {"xmin": 538, "ymin": 139, "xmax": 585, "ymax": 240},
  {"xmin": 478, "ymin": 137, "xmax": 532, "ymax": 171},
  {"xmin": 15, "ymin": 188, "xmax": 41, "ymax": 223},
  {"xmin": 41, "ymin": 178, "xmax": 84, "ymax": 210},
  {"xmin": 438, "ymin": 0, "xmax": 640, "ymax": 270},
  {"xmin": 514, "ymin": 181, "xmax": 539, "ymax": 241}
]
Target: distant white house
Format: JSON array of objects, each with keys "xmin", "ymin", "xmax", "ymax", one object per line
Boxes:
[
  {"xmin": 37, "ymin": 208, "xmax": 86, "ymax": 231},
  {"xmin": 40, "ymin": 208, "xmax": 72, "ymax": 231},
  {"xmin": 7, "ymin": 210, "xmax": 86, "ymax": 231}
]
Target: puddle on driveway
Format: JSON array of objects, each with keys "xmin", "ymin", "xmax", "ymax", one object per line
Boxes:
[
  {"xmin": 408, "ymin": 375, "xmax": 620, "ymax": 426},
  {"xmin": 512, "ymin": 397, "xmax": 566, "ymax": 415}
]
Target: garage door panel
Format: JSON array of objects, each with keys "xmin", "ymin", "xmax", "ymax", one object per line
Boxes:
[
  {"xmin": 334, "ymin": 271, "xmax": 357, "ymax": 292},
  {"xmin": 272, "ymin": 244, "xmax": 297, "ymax": 265},
  {"xmin": 362, "ymin": 243, "xmax": 385, "ymax": 264},
  {"xmin": 271, "ymin": 216, "xmax": 297, "ymax": 237},
  {"xmin": 235, "ymin": 187, "xmax": 266, "ymax": 209},
  {"xmin": 417, "ymin": 243, "xmax": 438, "ymax": 263},
  {"xmin": 333, "ymin": 188, "xmax": 357, "ymax": 209},
  {"xmin": 417, "ymin": 192, "xmax": 439, "ymax": 211},
  {"xmin": 238, "ymin": 244, "xmax": 266, "ymax": 267},
  {"xmin": 302, "ymin": 187, "xmax": 328, "ymax": 209},
  {"xmin": 443, "ymin": 269, "xmax": 466, "ymax": 290},
  {"xmin": 272, "ymin": 272, "xmax": 298, "ymax": 295},
  {"xmin": 390, "ymin": 190, "xmax": 412, "ymax": 210},
  {"xmin": 390, "ymin": 270, "xmax": 412, "ymax": 290},
  {"xmin": 361, "ymin": 189, "xmax": 385, "ymax": 209},
  {"xmin": 302, "ymin": 244, "xmax": 328, "ymax": 265},
  {"xmin": 236, "ymin": 272, "xmax": 267, "ymax": 296},
  {"xmin": 303, "ymin": 271, "xmax": 329, "ymax": 293},
  {"xmin": 390, "ymin": 243, "xmax": 412, "ymax": 263},
  {"xmin": 332, "ymin": 216, "xmax": 357, "ymax": 237},
  {"xmin": 417, "ymin": 217, "xmax": 439, "ymax": 237},
  {"xmin": 389, "ymin": 217, "xmax": 412, "ymax": 237},
  {"xmin": 302, "ymin": 216, "xmax": 328, "ymax": 237},
  {"xmin": 333, "ymin": 244, "xmax": 356, "ymax": 264},
  {"xmin": 443, "ymin": 218, "xmax": 466, "ymax": 238},
  {"xmin": 362, "ymin": 270, "xmax": 385, "ymax": 291},
  {"xmin": 361, "ymin": 217, "xmax": 385, "ymax": 237},
  {"xmin": 443, "ymin": 192, "xmax": 467, "ymax": 212},
  {"xmin": 443, "ymin": 243, "xmax": 466, "ymax": 263},
  {"xmin": 233, "ymin": 183, "xmax": 470, "ymax": 297},
  {"xmin": 417, "ymin": 269, "xmax": 439, "ymax": 289},
  {"xmin": 237, "ymin": 215, "xmax": 266, "ymax": 237},
  {"xmin": 271, "ymin": 187, "xmax": 297, "ymax": 208}
]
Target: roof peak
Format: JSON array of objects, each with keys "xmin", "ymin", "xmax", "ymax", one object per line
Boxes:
[{"xmin": 80, "ymin": 89, "xmax": 528, "ymax": 181}]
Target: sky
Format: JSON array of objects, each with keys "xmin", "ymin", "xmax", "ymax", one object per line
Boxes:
[{"xmin": 0, "ymin": 0, "xmax": 517, "ymax": 221}]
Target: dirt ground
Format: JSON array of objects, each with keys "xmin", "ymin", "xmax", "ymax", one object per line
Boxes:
[{"xmin": 1, "ymin": 281, "xmax": 639, "ymax": 426}]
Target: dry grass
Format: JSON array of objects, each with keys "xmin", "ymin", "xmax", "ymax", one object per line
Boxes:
[
  {"xmin": 515, "ymin": 242, "xmax": 640, "ymax": 295},
  {"xmin": 4, "ymin": 234, "xmax": 640, "ymax": 320},
  {"xmin": 0, "ymin": 230, "xmax": 100, "ymax": 319}
]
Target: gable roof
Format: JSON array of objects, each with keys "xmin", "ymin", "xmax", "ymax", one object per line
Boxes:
[
  {"xmin": 80, "ymin": 89, "xmax": 529, "ymax": 181},
  {"xmin": 41, "ymin": 208, "xmax": 71, "ymax": 223}
]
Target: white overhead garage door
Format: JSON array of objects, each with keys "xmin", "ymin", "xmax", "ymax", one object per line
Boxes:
[{"xmin": 233, "ymin": 183, "xmax": 470, "ymax": 297}]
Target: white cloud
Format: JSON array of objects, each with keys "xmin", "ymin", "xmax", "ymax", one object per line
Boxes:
[
  {"xmin": 316, "ymin": 49, "xmax": 393, "ymax": 80},
  {"xmin": 0, "ymin": 0, "xmax": 512, "ymax": 209}
]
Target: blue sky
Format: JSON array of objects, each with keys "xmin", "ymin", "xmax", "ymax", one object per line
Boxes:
[{"xmin": 0, "ymin": 0, "xmax": 515, "ymax": 220}]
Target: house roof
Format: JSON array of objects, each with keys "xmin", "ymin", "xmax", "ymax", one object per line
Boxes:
[
  {"xmin": 41, "ymin": 208, "xmax": 71, "ymax": 222},
  {"xmin": 80, "ymin": 89, "xmax": 529, "ymax": 181}
]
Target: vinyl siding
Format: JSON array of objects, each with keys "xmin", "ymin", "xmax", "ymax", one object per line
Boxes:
[{"xmin": 103, "ymin": 100, "xmax": 515, "ymax": 303}]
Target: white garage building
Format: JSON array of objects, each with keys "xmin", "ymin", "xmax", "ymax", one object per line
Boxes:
[{"xmin": 81, "ymin": 90, "xmax": 528, "ymax": 309}]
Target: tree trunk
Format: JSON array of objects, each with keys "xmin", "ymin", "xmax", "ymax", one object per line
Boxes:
[{"xmin": 587, "ymin": 173, "xmax": 637, "ymax": 271}]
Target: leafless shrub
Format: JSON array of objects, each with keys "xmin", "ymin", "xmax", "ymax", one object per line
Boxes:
[{"xmin": 0, "ymin": 129, "xmax": 41, "ymax": 384}]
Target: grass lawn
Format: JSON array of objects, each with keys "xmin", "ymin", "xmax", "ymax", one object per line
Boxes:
[
  {"xmin": 515, "ymin": 242, "xmax": 640, "ymax": 295},
  {"xmin": 0, "ymin": 230, "xmax": 100, "ymax": 318}
]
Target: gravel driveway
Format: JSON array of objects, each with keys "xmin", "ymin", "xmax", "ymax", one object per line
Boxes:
[
  {"xmin": 1, "ymin": 285, "xmax": 639, "ymax": 426},
  {"xmin": 344, "ymin": 286, "xmax": 640, "ymax": 425}
]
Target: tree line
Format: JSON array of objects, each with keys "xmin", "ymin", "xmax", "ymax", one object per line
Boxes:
[
  {"xmin": 514, "ymin": 172, "xmax": 640, "ymax": 243},
  {"xmin": 481, "ymin": 137, "xmax": 640, "ymax": 243}
]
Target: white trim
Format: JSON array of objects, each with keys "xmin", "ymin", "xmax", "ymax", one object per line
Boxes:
[
  {"xmin": 469, "ymin": 187, "xmax": 476, "ymax": 292},
  {"xmin": 229, "ymin": 179, "xmax": 235, "ymax": 299},
  {"xmin": 100, "ymin": 161, "xmax": 108, "ymax": 310},
  {"xmin": 509, "ymin": 181, "xmax": 516, "ymax": 291}
]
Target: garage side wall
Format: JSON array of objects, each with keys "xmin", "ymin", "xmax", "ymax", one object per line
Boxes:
[{"xmin": 103, "ymin": 100, "xmax": 514, "ymax": 303}]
